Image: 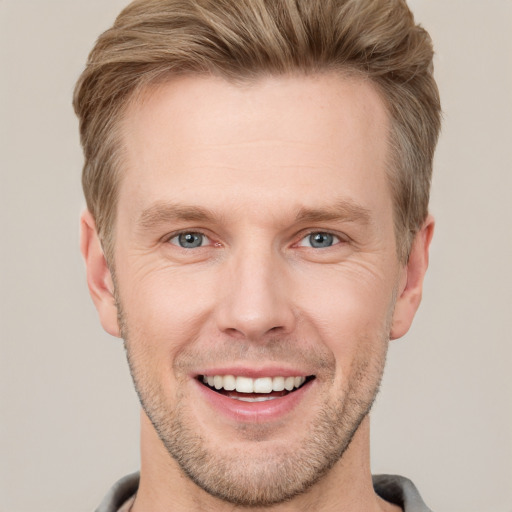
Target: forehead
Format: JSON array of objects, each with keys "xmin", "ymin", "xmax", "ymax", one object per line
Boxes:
[{"xmin": 118, "ymin": 72, "xmax": 392, "ymax": 223}]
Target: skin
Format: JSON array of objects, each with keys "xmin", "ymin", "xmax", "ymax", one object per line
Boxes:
[{"xmin": 81, "ymin": 73, "xmax": 433, "ymax": 512}]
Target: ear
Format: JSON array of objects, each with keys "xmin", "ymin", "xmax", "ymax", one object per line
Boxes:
[
  {"xmin": 80, "ymin": 210, "xmax": 121, "ymax": 338},
  {"xmin": 390, "ymin": 215, "xmax": 435, "ymax": 340}
]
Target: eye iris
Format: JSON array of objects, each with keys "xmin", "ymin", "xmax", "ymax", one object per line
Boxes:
[
  {"xmin": 178, "ymin": 233, "xmax": 203, "ymax": 248},
  {"xmin": 310, "ymin": 232, "xmax": 334, "ymax": 248}
]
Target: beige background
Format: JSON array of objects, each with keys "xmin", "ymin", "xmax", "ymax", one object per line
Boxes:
[{"xmin": 1, "ymin": 1, "xmax": 511, "ymax": 511}]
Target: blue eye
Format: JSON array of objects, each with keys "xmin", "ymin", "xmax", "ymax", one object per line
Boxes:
[
  {"xmin": 299, "ymin": 232, "xmax": 339, "ymax": 248},
  {"xmin": 170, "ymin": 232, "xmax": 207, "ymax": 248}
]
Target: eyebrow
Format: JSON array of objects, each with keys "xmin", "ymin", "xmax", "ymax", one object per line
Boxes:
[
  {"xmin": 137, "ymin": 203, "xmax": 218, "ymax": 230},
  {"xmin": 136, "ymin": 199, "xmax": 372, "ymax": 230},
  {"xmin": 294, "ymin": 200, "xmax": 372, "ymax": 225}
]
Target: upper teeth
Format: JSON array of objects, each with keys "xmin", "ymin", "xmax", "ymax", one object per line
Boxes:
[{"xmin": 202, "ymin": 375, "xmax": 306, "ymax": 393}]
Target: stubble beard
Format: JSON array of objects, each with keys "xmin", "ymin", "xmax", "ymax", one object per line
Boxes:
[{"xmin": 117, "ymin": 299, "xmax": 391, "ymax": 507}]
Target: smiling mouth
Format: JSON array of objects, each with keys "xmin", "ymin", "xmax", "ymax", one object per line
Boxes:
[{"xmin": 198, "ymin": 374, "xmax": 315, "ymax": 402}]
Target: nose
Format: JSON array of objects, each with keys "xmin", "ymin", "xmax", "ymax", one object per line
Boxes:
[{"xmin": 215, "ymin": 244, "xmax": 296, "ymax": 341}]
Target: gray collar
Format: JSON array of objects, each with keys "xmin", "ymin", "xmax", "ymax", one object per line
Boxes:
[{"xmin": 96, "ymin": 472, "xmax": 433, "ymax": 512}]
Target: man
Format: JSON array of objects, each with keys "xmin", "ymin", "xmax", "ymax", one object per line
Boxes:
[{"xmin": 74, "ymin": 0, "xmax": 441, "ymax": 510}]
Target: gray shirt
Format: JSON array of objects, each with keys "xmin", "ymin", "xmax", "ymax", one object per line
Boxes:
[{"xmin": 96, "ymin": 472, "xmax": 433, "ymax": 512}]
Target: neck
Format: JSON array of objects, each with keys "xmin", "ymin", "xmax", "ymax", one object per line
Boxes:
[{"xmin": 131, "ymin": 411, "xmax": 401, "ymax": 512}]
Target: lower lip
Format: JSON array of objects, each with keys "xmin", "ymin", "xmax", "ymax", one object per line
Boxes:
[{"xmin": 194, "ymin": 378, "xmax": 314, "ymax": 422}]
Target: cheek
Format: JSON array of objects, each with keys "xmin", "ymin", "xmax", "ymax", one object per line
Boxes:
[
  {"xmin": 293, "ymin": 264, "xmax": 395, "ymax": 365},
  {"xmin": 119, "ymin": 279, "xmax": 202, "ymax": 399},
  {"xmin": 117, "ymin": 264, "xmax": 219, "ymax": 354},
  {"xmin": 296, "ymin": 262, "xmax": 394, "ymax": 326}
]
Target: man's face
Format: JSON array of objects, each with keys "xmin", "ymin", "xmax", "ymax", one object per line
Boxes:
[{"xmin": 98, "ymin": 73, "xmax": 412, "ymax": 505}]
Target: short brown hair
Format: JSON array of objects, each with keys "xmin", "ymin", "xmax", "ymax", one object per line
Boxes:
[{"xmin": 74, "ymin": 0, "xmax": 441, "ymax": 264}]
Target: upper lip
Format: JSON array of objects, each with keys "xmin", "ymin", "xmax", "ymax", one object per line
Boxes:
[{"xmin": 192, "ymin": 366, "xmax": 313, "ymax": 379}]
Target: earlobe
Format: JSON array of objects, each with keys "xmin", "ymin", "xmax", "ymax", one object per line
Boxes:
[
  {"xmin": 80, "ymin": 210, "xmax": 121, "ymax": 338},
  {"xmin": 390, "ymin": 215, "xmax": 435, "ymax": 340}
]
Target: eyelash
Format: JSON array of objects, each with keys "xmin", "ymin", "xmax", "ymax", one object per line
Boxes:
[
  {"xmin": 167, "ymin": 231, "xmax": 215, "ymax": 249},
  {"xmin": 296, "ymin": 231, "xmax": 343, "ymax": 249},
  {"xmin": 165, "ymin": 230, "xmax": 346, "ymax": 250}
]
